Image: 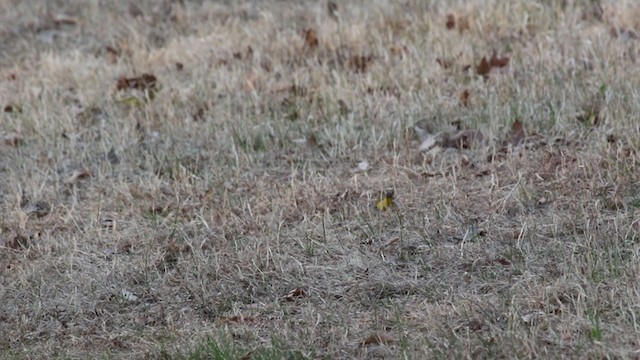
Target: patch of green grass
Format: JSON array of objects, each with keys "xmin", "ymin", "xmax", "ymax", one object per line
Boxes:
[{"xmin": 158, "ymin": 337, "xmax": 311, "ymax": 360}]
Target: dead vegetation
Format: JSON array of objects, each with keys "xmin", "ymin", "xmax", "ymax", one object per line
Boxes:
[{"xmin": 2, "ymin": 0, "xmax": 640, "ymax": 358}]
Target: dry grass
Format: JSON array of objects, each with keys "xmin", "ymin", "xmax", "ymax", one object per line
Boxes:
[{"xmin": 2, "ymin": 0, "xmax": 640, "ymax": 359}]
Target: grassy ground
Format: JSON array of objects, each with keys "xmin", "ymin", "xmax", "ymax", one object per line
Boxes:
[{"xmin": 2, "ymin": 0, "xmax": 640, "ymax": 358}]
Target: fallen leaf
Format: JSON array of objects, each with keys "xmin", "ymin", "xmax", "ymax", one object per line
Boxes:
[
  {"xmin": 105, "ymin": 46, "xmax": 120, "ymax": 63},
  {"xmin": 284, "ymin": 287, "xmax": 307, "ymax": 301},
  {"xmin": 445, "ymin": 14, "xmax": 456, "ymax": 30},
  {"xmin": 476, "ymin": 56, "xmax": 491, "ymax": 76},
  {"xmin": 489, "ymin": 50, "xmax": 510, "ymax": 68},
  {"xmin": 303, "ymin": 28, "xmax": 319, "ymax": 49},
  {"xmin": 389, "ymin": 45, "xmax": 408, "ymax": 58},
  {"xmin": 459, "ymin": 89, "xmax": 470, "ymax": 107},
  {"xmin": 376, "ymin": 190, "xmax": 395, "ymax": 211},
  {"xmin": 457, "ymin": 16, "xmax": 470, "ymax": 33},
  {"xmin": 508, "ymin": 119, "xmax": 525, "ymax": 145},
  {"xmin": 348, "ymin": 54, "xmax": 373, "ymax": 73},
  {"xmin": 360, "ymin": 332, "xmax": 396, "ymax": 346}
]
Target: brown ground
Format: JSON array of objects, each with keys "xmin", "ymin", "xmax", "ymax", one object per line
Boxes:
[{"xmin": 2, "ymin": 0, "xmax": 640, "ymax": 359}]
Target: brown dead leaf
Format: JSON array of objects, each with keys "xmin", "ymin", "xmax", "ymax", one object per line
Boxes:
[
  {"xmin": 348, "ymin": 54, "xmax": 373, "ymax": 73},
  {"xmin": 445, "ymin": 14, "xmax": 456, "ymax": 30},
  {"xmin": 389, "ymin": 45, "xmax": 408, "ymax": 58},
  {"xmin": 477, "ymin": 51, "xmax": 510, "ymax": 77},
  {"xmin": 116, "ymin": 73, "xmax": 157, "ymax": 92},
  {"xmin": 303, "ymin": 28, "xmax": 319, "ymax": 49},
  {"xmin": 489, "ymin": 50, "xmax": 510, "ymax": 68},
  {"xmin": 476, "ymin": 56, "xmax": 491, "ymax": 76},
  {"xmin": 360, "ymin": 332, "xmax": 396, "ymax": 347},
  {"xmin": 459, "ymin": 89, "xmax": 470, "ymax": 107},
  {"xmin": 105, "ymin": 46, "xmax": 120, "ymax": 63},
  {"xmin": 284, "ymin": 287, "xmax": 308, "ymax": 301},
  {"xmin": 509, "ymin": 119, "xmax": 525, "ymax": 145}
]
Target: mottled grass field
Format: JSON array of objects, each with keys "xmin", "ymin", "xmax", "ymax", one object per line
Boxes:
[{"xmin": 2, "ymin": 0, "xmax": 640, "ymax": 359}]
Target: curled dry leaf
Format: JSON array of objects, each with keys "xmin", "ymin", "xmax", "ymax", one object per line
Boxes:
[
  {"xmin": 360, "ymin": 332, "xmax": 396, "ymax": 346},
  {"xmin": 284, "ymin": 287, "xmax": 307, "ymax": 301},
  {"xmin": 459, "ymin": 89, "xmax": 470, "ymax": 107},
  {"xmin": 303, "ymin": 28, "xmax": 319, "ymax": 49},
  {"xmin": 348, "ymin": 54, "xmax": 374, "ymax": 73},
  {"xmin": 476, "ymin": 56, "xmax": 491, "ymax": 76},
  {"xmin": 445, "ymin": 14, "xmax": 456, "ymax": 29},
  {"xmin": 389, "ymin": 45, "xmax": 408, "ymax": 58},
  {"xmin": 490, "ymin": 51, "xmax": 510, "ymax": 68},
  {"xmin": 477, "ymin": 51, "xmax": 510, "ymax": 77}
]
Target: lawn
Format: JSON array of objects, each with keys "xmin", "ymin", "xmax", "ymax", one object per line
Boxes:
[{"xmin": 2, "ymin": 0, "xmax": 640, "ymax": 359}]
